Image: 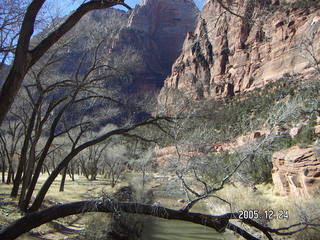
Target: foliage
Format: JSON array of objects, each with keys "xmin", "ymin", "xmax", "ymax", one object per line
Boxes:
[
  {"xmin": 272, "ymin": 134, "xmax": 294, "ymax": 150},
  {"xmin": 292, "ymin": 123, "xmax": 317, "ymax": 146},
  {"xmin": 80, "ymin": 213, "xmax": 111, "ymax": 240},
  {"xmin": 284, "ymin": 0, "xmax": 320, "ymax": 9},
  {"xmin": 271, "ymin": 118, "xmax": 317, "ymax": 150},
  {"xmin": 204, "ymin": 150, "xmax": 272, "ymax": 185},
  {"xmin": 167, "ymin": 74, "xmax": 319, "ymax": 147},
  {"xmin": 80, "ymin": 184, "xmax": 154, "ymax": 240},
  {"xmin": 161, "ymin": 75, "xmax": 319, "ymax": 197},
  {"xmin": 236, "ymin": 152, "xmax": 273, "ymax": 185}
]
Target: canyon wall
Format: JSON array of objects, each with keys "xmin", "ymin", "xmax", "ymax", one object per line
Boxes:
[
  {"xmin": 158, "ymin": 0, "xmax": 320, "ymax": 108},
  {"xmin": 110, "ymin": 0, "xmax": 199, "ymax": 92},
  {"xmin": 155, "ymin": 0, "xmax": 320, "ymax": 198},
  {"xmin": 44, "ymin": 0, "xmax": 199, "ymax": 93}
]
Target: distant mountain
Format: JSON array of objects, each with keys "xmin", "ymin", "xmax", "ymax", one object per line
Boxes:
[
  {"xmin": 110, "ymin": 0, "xmax": 199, "ymax": 93},
  {"xmin": 50, "ymin": 8, "xmax": 129, "ymax": 74}
]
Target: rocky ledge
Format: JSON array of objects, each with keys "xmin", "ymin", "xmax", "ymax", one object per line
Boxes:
[{"xmin": 272, "ymin": 146, "xmax": 320, "ymax": 198}]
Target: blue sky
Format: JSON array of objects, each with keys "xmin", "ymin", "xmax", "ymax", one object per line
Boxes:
[
  {"xmin": 116, "ymin": 0, "xmax": 205, "ymax": 10},
  {"xmin": 57, "ymin": 0, "xmax": 205, "ymax": 16}
]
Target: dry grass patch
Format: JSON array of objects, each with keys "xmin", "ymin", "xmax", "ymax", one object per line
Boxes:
[{"xmin": 205, "ymin": 183, "xmax": 320, "ymax": 239}]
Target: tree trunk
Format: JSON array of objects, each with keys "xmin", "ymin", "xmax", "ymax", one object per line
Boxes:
[
  {"xmin": 142, "ymin": 169, "xmax": 146, "ymax": 188},
  {"xmin": 6, "ymin": 166, "xmax": 12, "ymax": 184},
  {"xmin": 59, "ymin": 166, "xmax": 68, "ymax": 192},
  {"xmin": 6, "ymin": 155, "xmax": 14, "ymax": 184},
  {"xmin": 43, "ymin": 164, "xmax": 51, "ymax": 176},
  {"xmin": 19, "ymin": 150, "xmax": 37, "ymax": 210},
  {"xmin": 90, "ymin": 172, "xmax": 97, "ymax": 181},
  {"xmin": 11, "ymin": 169, "xmax": 15, "ymax": 183},
  {"xmin": 1, "ymin": 160, "xmax": 5, "ymax": 183},
  {"xmin": 67, "ymin": 167, "xmax": 75, "ymax": 181},
  {"xmin": 81, "ymin": 165, "xmax": 90, "ymax": 180},
  {"xmin": 11, "ymin": 101, "xmax": 39, "ymax": 198}
]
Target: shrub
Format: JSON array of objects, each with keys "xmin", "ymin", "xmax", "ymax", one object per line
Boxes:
[
  {"xmin": 80, "ymin": 185, "xmax": 154, "ymax": 240},
  {"xmin": 292, "ymin": 122, "xmax": 317, "ymax": 146},
  {"xmin": 289, "ymin": 0, "xmax": 320, "ymax": 9},
  {"xmin": 80, "ymin": 213, "xmax": 110, "ymax": 240},
  {"xmin": 273, "ymin": 134, "xmax": 293, "ymax": 151},
  {"xmin": 240, "ymin": 154, "xmax": 273, "ymax": 184},
  {"xmin": 205, "ymin": 151, "xmax": 273, "ymax": 186}
]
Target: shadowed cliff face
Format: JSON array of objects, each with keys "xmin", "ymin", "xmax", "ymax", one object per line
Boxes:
[
  {"xmin": 158, "ymin": 0, "xmax": 320, "ymax": 108},
  {"xmin": 109, "ymin": 0, "xmax": 199, "ymax": 92},
  {"xmin": 33, "ymin": 1, "xmax": 199, "ymax": 95}
]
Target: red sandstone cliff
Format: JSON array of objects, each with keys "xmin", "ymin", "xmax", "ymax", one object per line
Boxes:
[
  {"xmin": 158, "ymin": 0, "xmax": 320, "ymax": 107},
  {"xmin": 272, "ymin": 146, "xmax": 320, "ymax": 198},
  {"xmin": 155, "ymin": 0, "xmax": 320, "ymax": 198}
]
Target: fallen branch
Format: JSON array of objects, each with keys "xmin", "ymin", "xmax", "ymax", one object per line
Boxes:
[{"xmin": 0, "ymin": 200, "xmax": 240, "ymax": 240}]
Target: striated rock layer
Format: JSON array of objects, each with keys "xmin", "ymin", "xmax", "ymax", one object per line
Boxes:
[
  {"xmin": 110, "ymin": 0, "xmax": 199, "ymax": 92},
  {"xmin": 158, "ymin": 0, "xmax": 320, "ymax": 107},
  {"xmin": 272, "ymin": 146, "xmax": 320, "ymax": 198}
]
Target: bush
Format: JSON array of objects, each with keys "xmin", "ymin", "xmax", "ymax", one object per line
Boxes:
[
  {"xmin": 292, "ymin": 121, "xmax": 317, "ymax": 146},
  {"xmin": 205, "ymin": 151, "xmax": 272, "ymax": 185},
  {"xmin": 80, "ymin": 213, "xmax": 110, "ymax": 240},
  {"xmin": 168, "ymin": 74, "xmax": 320, "ymax": 149},
  {"xmin": 273, "ymin": 134, "xmax": 293, "ymax": 151},
  {"xmin": 80, "ymin": 185, "xmax": 154, "ymax": 240},
  {"xmin": 240, "ymin": 154, "xmax": 273, "ymax": 184},
  {"xmin": 293, "ymin": 128, "xmax": 316, "ymax": 146},
  {"xmin": 289, "ymin": 0, "xmax": 320, "ymax": 9}
]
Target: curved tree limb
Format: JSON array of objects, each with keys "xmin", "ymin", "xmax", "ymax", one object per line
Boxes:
[
  {"xmin": 28, "ymin": 117, "xmax": 172, "ymax": 212},
  {"xmin": 30, "ymin": 0, "xmax": 131, "ymax": 66},
  {"xmin": 0, "ymin": 200, "xmax": 245, "ymax": 240},
  {"xmin": 0, "ymin": 199, "xmax": 315, "ymax": 240}
]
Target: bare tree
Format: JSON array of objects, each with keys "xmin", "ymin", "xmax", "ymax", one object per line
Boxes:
[
  {"xmin": 7, "ymin": 36, "xmax": 122, "ymax": 210},
  {"xmin": 129, "ymin": 143, "xmax": 155, "ymax": 188},
  {"xmin": 0, "ymin": 21, "xmax": 165, "ymax": 211},
  {"xmin": 0, "ymin": 81, "xmax": 318, "ymax": 240},
  {"xmin": 0, "ymin": 0, "xmax": 28, "ymax": 68},
  {"xmin": 0, "ymin": 116, "xmax": 23, "ymax": 183},
  {"xmin": 79, "ymin": 142, "xmax": 107, "ymax": 181},
  {"xmin": 0, "ymin": 0, "xmax": 131, "ymax": 126},
  {"xmin": 1, "ymin": 194, "xmax": 320, "ymax": 240}
]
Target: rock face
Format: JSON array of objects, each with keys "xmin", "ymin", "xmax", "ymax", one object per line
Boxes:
[
  {"xmin": 110, "ymin": 0, "xmax": 199, "ymax": 92},
  {"xmin": 45, "ymin": 8, "xmax": 128, "ymax": 74},
  {"xmin": 41, "ymin": 1, "xmax": 198, "ymax": 93},
  {"xmin": 272, "ymin": 146, "xmax": 320, "ymax": 198},
  {"xmin": 158, "ymin": 0, "xmax": 320, "ymax": 107}
]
